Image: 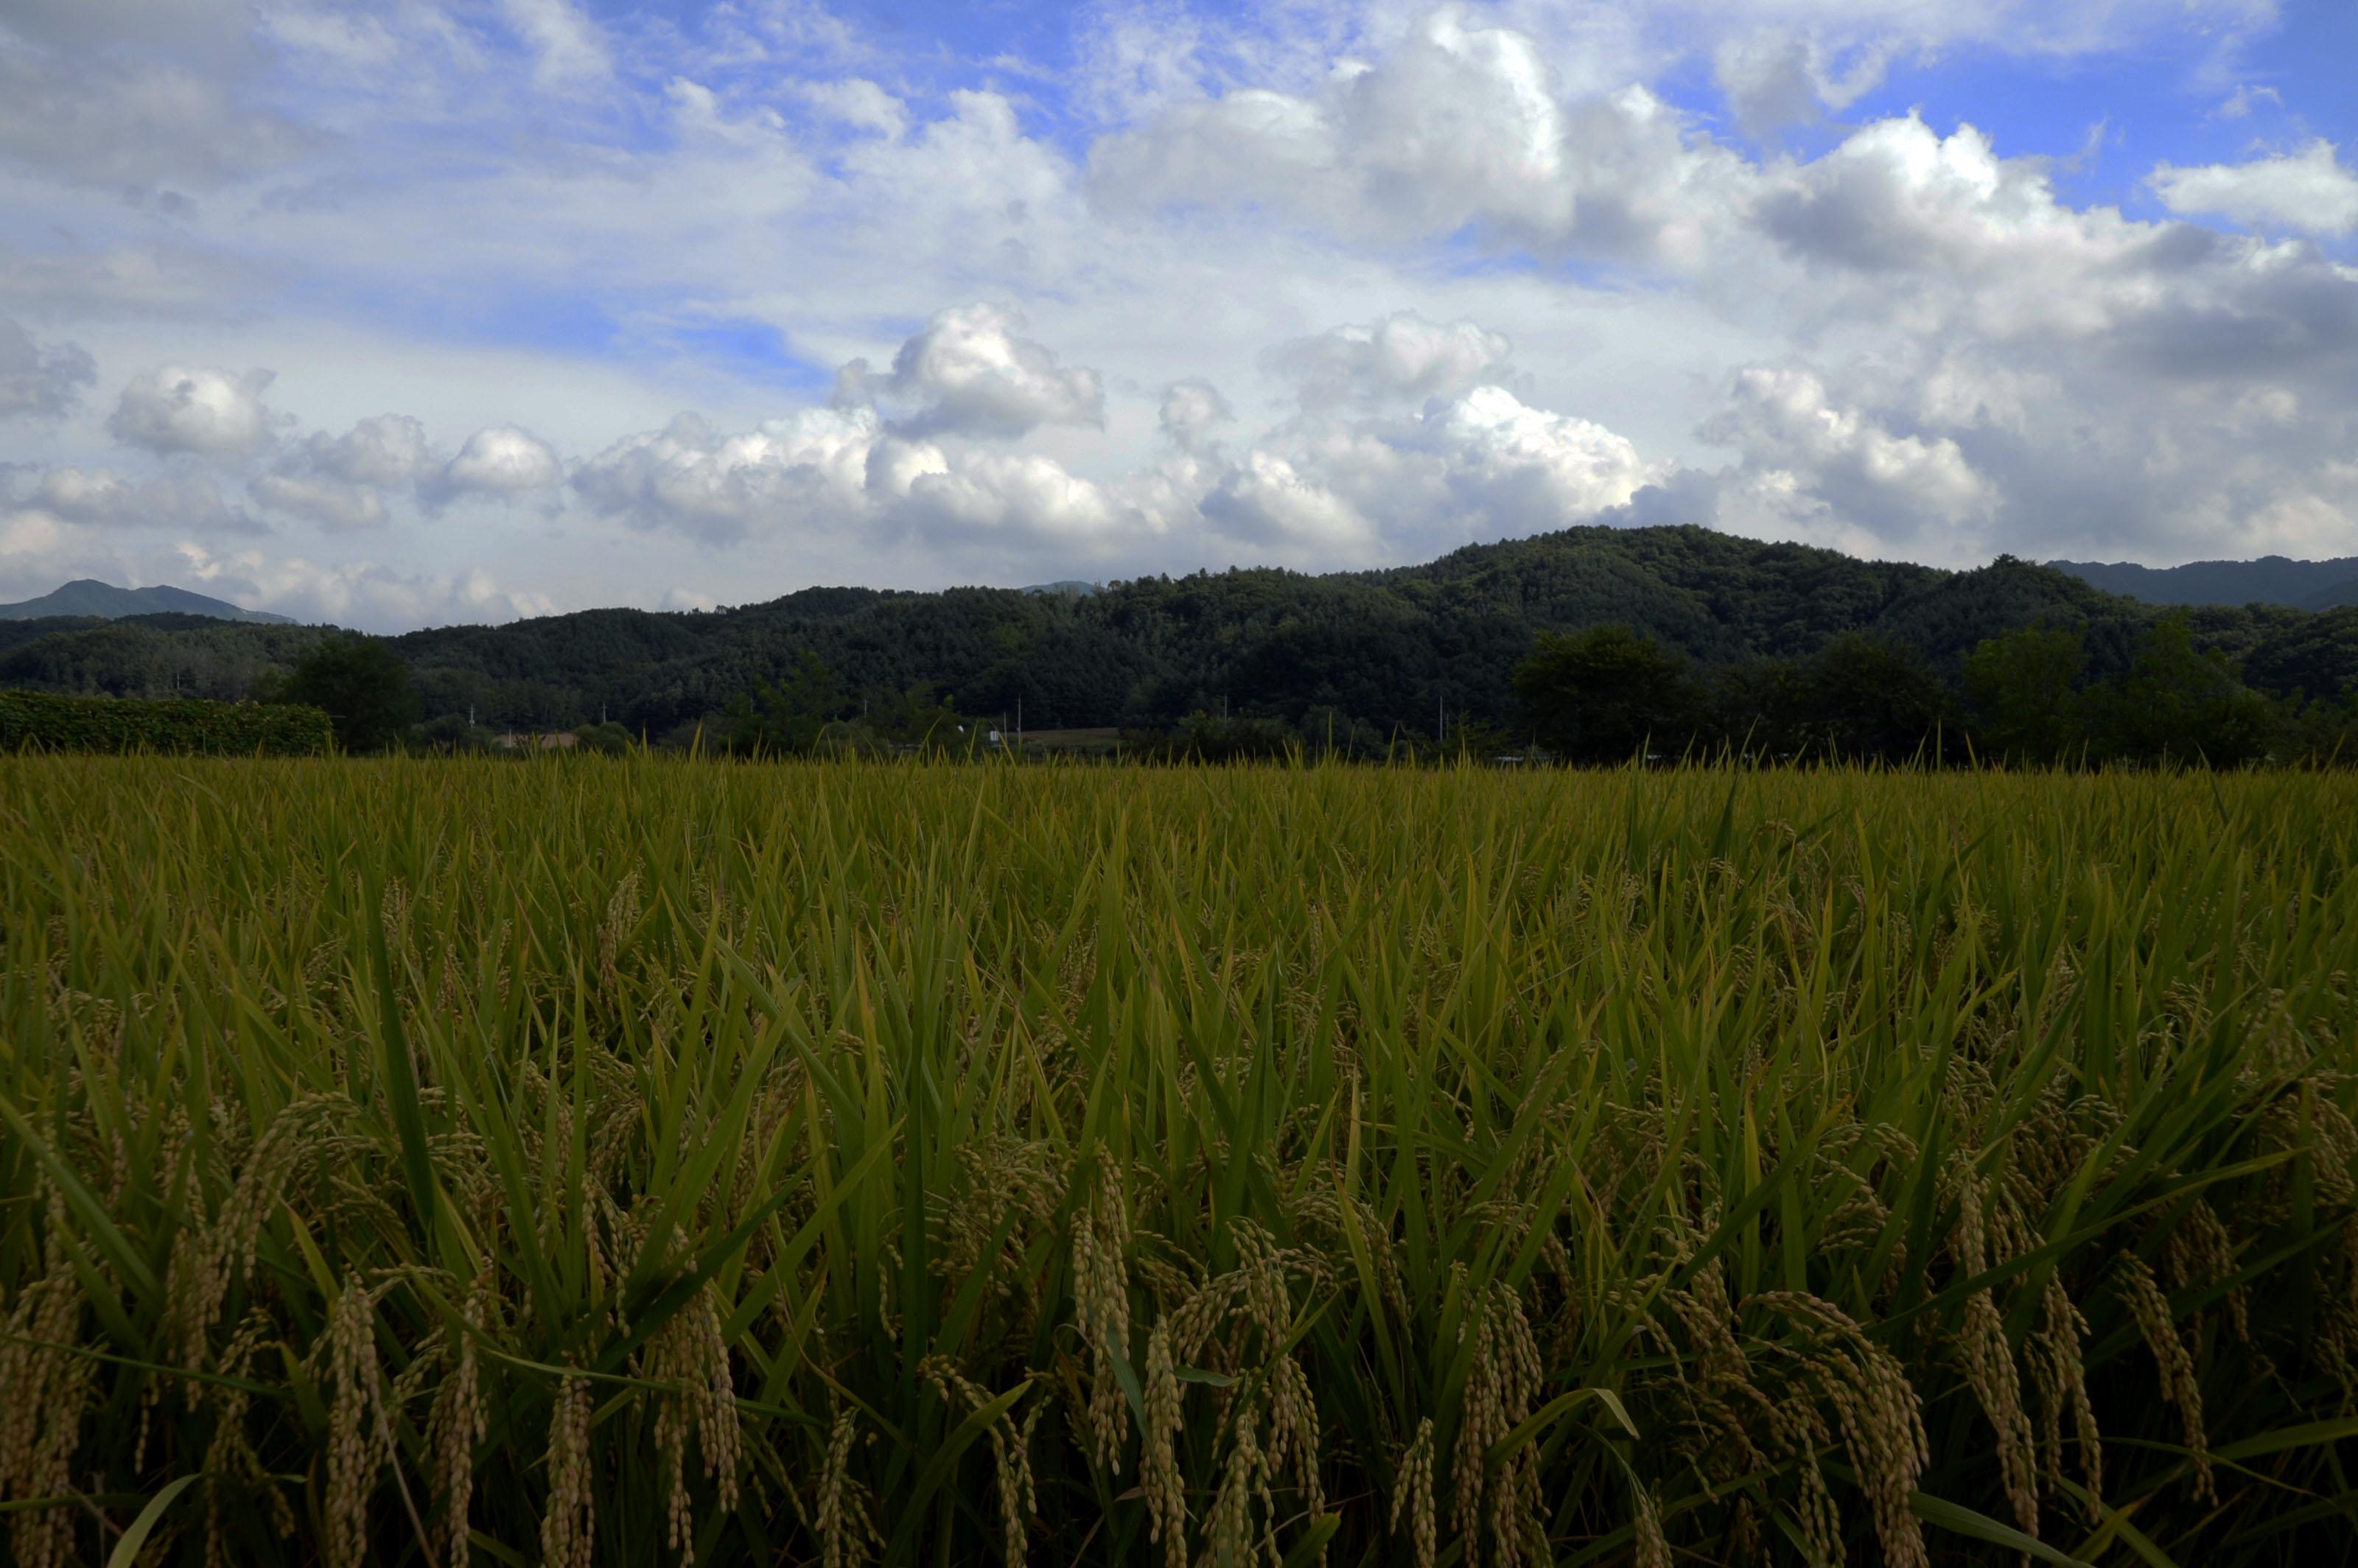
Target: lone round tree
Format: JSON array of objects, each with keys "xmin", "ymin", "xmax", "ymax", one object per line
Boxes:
[{"xmin": 279, "ymin": 634, "xmax": 421, "ymax": 754}]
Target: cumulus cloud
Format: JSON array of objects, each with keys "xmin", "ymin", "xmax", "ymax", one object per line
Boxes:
[
  {"xmin": 1089, "ymin": 11, "xmax": 1749, "ymax": 265},
  {"xmin": 298, "ymin": 413, "xmax": 433, "ymax": 487},
  {"xmin": 1201, "ymin": 449, "xmax": 1379, "ymax": 557},
  {"xmin": 1701, "ymin": 366, "xmax": 1995, "ymax": 540},
  {"xmin": 572, "ymin": 304, "xmax": 1657, "ymax": 567},
  {"xmin": 1266, "ymin": 311, "xmax": 1514, "ymax": 410},
  {"xmin": 1202, "ymin": 384, "xmax": 1662, "ymax": 564},
  {"xmin": 1712, "ymin": 30, "xmax": 1893, "ymax": 139},
  {"xmin": 1094, "ymin": 12, "xmax": 1575, "ymax": 241},
  {"xmin": 173, "ymin": 544, "xmax": 559, "ymax": 631},
  {"xmin": 427, "ymin": 425, "xmax": 564, "ymax": 505},
  {"xmin": 108, "ymin": 366, "xmax": 279, "ymax": 457},
  {"xmin": 2151, "ymin": 141, "xmax": 2358, "ymax": 237},
  {"xmin": 842, "ymin": 303, "xmax": 1105, "ymax": 439},
  {"xmin": 250, "ymin": 472, "xmax": 391, "ymax": 531},
  {"xmin": 254, "ymin": 413, "xmax": 433, "ymax": 529},
  {"xmin": 0, "ymin": 317, "xmax": 97, "ymax": 419},
  {"xmin": 573, "ymin": 407, "xmax": 913, "ymax": 544},
  {"xmin": 1159, "ymin": 379, "xmax": 1234, "ymax": 452},
  {"xmin": 1413, "ymin": 385, "xmax": 1662, "ymax": 526},
  {"xmin": 799, "ymin": 77, "xmax": 907, "ymax": 139},
  {"xmin": 574, "ymin": 397, "xmax": 1146, "ymax": 555},
  {"xmin": 900, "ymin": 452, "xmax": 1118, "ymax": 543}
]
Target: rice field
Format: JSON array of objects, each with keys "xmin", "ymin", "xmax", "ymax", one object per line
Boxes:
[{"xmin": 4, "ymin": 755, "xmax": 2357, "ymax": 1567}]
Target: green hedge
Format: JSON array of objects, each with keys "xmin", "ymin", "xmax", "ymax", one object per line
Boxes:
[{"xmin": 0, "ymin": 688, "xmax": 334, "ymax": 756}]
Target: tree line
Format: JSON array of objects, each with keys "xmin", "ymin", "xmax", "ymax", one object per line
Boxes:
[
  {"xmin": 4, "ymin": 526, "xmax": 2358, "ymax": 763},
  {"xmin": 241, "ymin": 604, "xmax": 2358, "ymax": 769},
  {"xmin": 1509, "ymin": 613, "xmax": 2358, "ymax": 767}
]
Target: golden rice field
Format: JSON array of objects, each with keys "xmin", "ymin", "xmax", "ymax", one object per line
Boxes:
[{"xmin": 4, "ymin": 755, "xmax": 2358, "ymax": 1567}]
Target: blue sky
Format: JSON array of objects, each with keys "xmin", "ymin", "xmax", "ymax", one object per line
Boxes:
[{"xmin": 1, "ymin": 0, "xmax": 2354, "ymax": 628}]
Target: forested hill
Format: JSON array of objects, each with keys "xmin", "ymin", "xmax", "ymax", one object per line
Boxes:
[{"xmin": 6, "ymin": 525, "xmax": 2358, "ymax": 738}]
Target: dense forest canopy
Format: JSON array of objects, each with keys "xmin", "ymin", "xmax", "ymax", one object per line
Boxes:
[{"xmin": 4, "ymin": 528, "xmax": 2358, "ymax": 750}]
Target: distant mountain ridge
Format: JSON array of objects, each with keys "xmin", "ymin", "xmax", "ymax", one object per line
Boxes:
[
  {"xmin": 2051, "ymin": 556, "xmax": 2358, "ymax": 612},
  {"xmin": 0, "ymin": 579, "xmax": 291, "ymax": 624}
]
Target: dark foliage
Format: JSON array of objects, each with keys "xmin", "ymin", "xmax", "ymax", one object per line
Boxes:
[
  {"xmin": 0, "ymin": 688, "xmax": 331, "ymax": 755},
  {"xmin": 1, "ymin": 528, "xmax": 2354, "ymax": 765},
  {"xmin": 276, "ymin": 634, "xmax": 421, "ymax": 754},
  {"xmin": 1513, "ymin": 625, "xmax": 1701, "ymax": 761}
]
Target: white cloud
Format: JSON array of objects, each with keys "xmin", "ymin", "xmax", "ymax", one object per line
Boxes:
[
  {"xmin": 2216, "ymin": 85, "xmax": 2283, "ymax": 122},
  {"xmin": 1712, "ymin": 29, "xmax": 1893, "ymax": 139},
  {"xmin": 10, "ymin": 465, "xmax": 261, "ymax": 533},
  {"xmin": 1266, "ymin": 311, "xmax": 1514, "ymax": 410},
  {"xmin": 849, "ymin": 302, "xmax": 1106, "ymax": 439},
  {"xmin": 573, "ymin": 407, "xmax": 912, "ymax": 544},
  {"xmin": 1202, "ymin": 382, "xmax": 1661, "ymax": 564},
  {"xmin": 251, "ymin": 472, "xmax": 389, "ymax": 531},
  {"xmin": 2151, "ymin": 141, "xmax": 2358, "ymax": 237},
  {"xmin": 1201, "ymin": 449, "xmax": 1379, "ymax": 559},
  {"xmin": 297, "ymin": 413, "xmax": 432, "ymax": 487},
  {"xmin": 1701, "ymin": 366, "xmax": 1995, "ymax": 539},
  {"xmin": 2, "ymin": 0, "xmax": 2352, "ymax": 620},
  {"xmin": 0, "ymin": 318, "xmax": 97, "ymax": 419},
  {"xmin": 107, "ymin": 367, "xmax": 279, "ymax": 457},
  {"xmin": 1160, "ymin": 379, "xmax": 1234, "ymax": 452},
  {"xmin": 251, "ymin": 412, "xmax": 432, "ymax": 529},
  {"xmin": 569, "ymin": 305, "xmax": 1660, "ymax": 568},
  {"xmin": 1414, "ymin": 385, "xmax": 1661, "ymax": 527},
  {"xmin": 1088, "ymin": 13, "xmax": 1750, "ymax": 265},
  {"xmin": 1093, "ymin": 11, "xmax": 1578, "ymax": 243},
  {"xmin": 430, "ymin": 425, "xmax": 564, "ymax": 503},
  {"xmin": 900, "ymin": 452, "xmax": 1119, "ymax": 544},
  {"xmin": 173, "ymin": 543, "xmax": 559, "ymax": 630},
  {"xmin": 503, "ymin": 0, "xmax": 608, "ymax": 88},
  {"xmin": 797, "ymin": 78, "xmax": 907, "ymax": 139}
]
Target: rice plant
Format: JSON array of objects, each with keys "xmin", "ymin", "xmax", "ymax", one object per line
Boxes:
[{"xmin": 3, "ymin": 753, "xmax": 2357, "ymax": 1566}]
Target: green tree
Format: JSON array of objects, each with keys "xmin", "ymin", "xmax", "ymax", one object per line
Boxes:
[
  {"xmin": 277, "ymin": 634, "xmax": 420, "ymax": 754},
  {"xmin": 1793, "ymin": 634, "xmax": 1954, "ymax": 763},
  {"xmin": 574, "ymin": 721, "xmax": 634, "ymax": 754},
  {"xmin": 2091, "ymin": 611, "xmax": 2279, "ymax": 766},
  {"xmin": 1512, "ymin": 625, "xmax": 1698, "ymax": 763},
  {"xmin": 2274, "ymin": 687, "xmax": 2358, "ymax": 767},
  {"xmin": 724, "ymin": 651, "xmax": 844, "ymax": 757},
  {"xmin": 859, "ymin": 683, "xmax": 970, "ymax": 753},
  {"xmin": 1964, "ymin": 625, "xmax": 2086, "ymax": 765}
]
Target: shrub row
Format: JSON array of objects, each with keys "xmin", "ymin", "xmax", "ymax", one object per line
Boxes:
[{"xmin": 0, "ymin": 687, "xmax": 332, "ymax": 755}]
